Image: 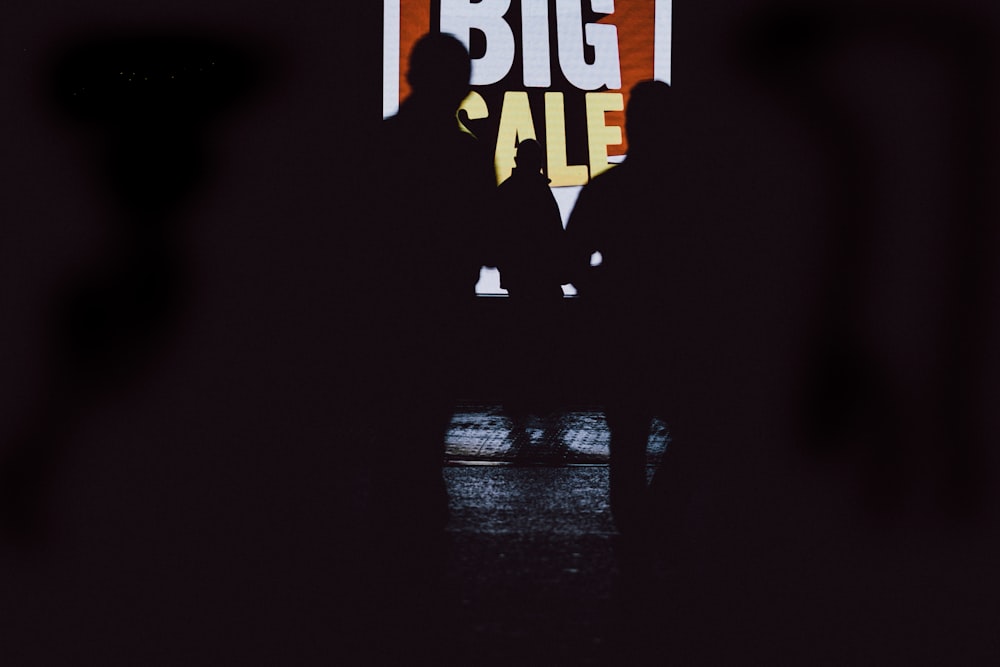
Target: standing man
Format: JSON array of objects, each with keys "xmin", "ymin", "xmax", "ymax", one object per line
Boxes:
[
  {"xmin": 354, "ymin": 33, "xmax": 496, "ymax": 536},
  {"xmin": 565, "ymin": 80, "xmax": 695, "ymax": 538},
  {"xmin": 493, "ymin": 138, "xmax": 568, "ymax": 415},
  {"xmin": 494, "ymin": 138, "xmax": 567, "ymax": 302}
]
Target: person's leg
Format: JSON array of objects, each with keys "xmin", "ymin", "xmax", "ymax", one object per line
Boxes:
[{"xmin": 605, "ymin": 403, "xmax": 652, "ymax": 536}]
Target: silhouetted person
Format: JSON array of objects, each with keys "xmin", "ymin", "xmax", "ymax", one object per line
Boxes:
[
  {"xmin": 351, "ymin": 33, "xmax": 495, "ymax": 545},
  {"xmin": 494, "ymin": 138, "xmax": 567, "ymax": 301},
  {"xmin": 491, "ymin": 138, "xmax": 567, "ymax": 416},
  {"xmin": 565, "ymin": 80, "xmax": 687, "ymax": 538}
]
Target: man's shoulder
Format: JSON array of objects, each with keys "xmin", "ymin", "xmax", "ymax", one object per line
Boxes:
[
  {"xmin": 585, "ymin": 163, "xmax": 630, "ymax": 190},
  {"xmin": 496, "ymin": 175, "xmax": 516, "ymax": 193},
  {"xmin": 380, "ymin": 113, "xmax": 404, "ymax": 131},
  {"xmin": 573, "ymin": 166, "xmax": 622, "ymax": 209},
  {"xmin": 373, "ymin": 114, "xmax": 406, "ymax": 152},
  {"xmin": 453, "ymin": 128, "xmax": 491, "ymax": 158},
  {"xmin": 498, "ymin": 172, "xmax": 555, "ymax": 196}
]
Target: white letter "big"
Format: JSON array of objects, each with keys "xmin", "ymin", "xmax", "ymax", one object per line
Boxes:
[
  {"xmin": 557, "ymin": 0, "xmax": 621, "ymax": 90},
  {"xmin": 440, "ymin": 0, "xmax": 515, "ymax": 86}
]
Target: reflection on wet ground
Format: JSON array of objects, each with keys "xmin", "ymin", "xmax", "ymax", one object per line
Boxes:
[
  {"xmin": 434, "ymin": 406, "xmax": 671, "ymax": 663},
  {"xmin": 445, "ymin": 403, "xmax": 669, "ymax": 465},
  {"xmin": 445, "ymin": 466, "xmax": 615, "ymax": 535},
  {"xmin": 441, "ymin": 465, "xmax": 623, "ymax": 665}
]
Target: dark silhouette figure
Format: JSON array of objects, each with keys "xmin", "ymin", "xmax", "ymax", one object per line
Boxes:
[
  {"xmin": 492, "ymin": 138, "xmax": 568, "ymax": 417},
  {"xmin": 565, "ymin": 80, "xmax": 687, "ymax": 538},
  {"xmin": 494, "ymin": 138, "xmax": 567, "ymax": 301},
  {"xmin": 350, "ymin": 33, "xmax": 495, "ymax": 542},
  {"xmin": 337, "ymin": 35, "xmax": 497, "ymax": 655},
  {"xmin": 742, "ymin": 7, "xmax": 994, "ymax": 514},
  {"xmin": 0, "ymin": 35, "xmax": 259, "ymax": 540}
]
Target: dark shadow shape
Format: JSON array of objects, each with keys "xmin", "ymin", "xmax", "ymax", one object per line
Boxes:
[
  {"xmin": 492, "ymin": 138, "xmax": 570, "ymax": 417},
  {"xmin": 740, "ymin": 5, "xmax": 995, "ymax": 514},
  {"xmin": 347, "ymin": 31, "xmax": 496, "ymax": 547},
  {"xmin": 564, "ymin": 80, "xmax": 682, "ymax": 541},
  {"xmin": 0, "ymin": 33, "xmax": 262, "ymax": 542}
]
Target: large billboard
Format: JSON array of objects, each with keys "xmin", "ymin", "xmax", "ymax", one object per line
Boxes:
[{"xmin": 382, "ymin": 0, "xmax": 672, "ymax": 293}]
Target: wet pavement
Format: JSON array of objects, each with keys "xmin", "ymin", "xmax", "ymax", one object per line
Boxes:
[
  {"xmin": 427, "ymin": 404, "xmax": 669, "ymax": 664},
  {"xmin": 445, "ymin": 402, "xmax": 668, "ymax": 465},
  {"xmin": 441, "ymin": 466, "xmax": 624, "ymax": 664}
]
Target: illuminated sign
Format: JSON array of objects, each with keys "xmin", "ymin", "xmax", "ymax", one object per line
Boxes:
[{"xmin": 383, "ymin": 0, "xmax": 672, "ymax": 187}]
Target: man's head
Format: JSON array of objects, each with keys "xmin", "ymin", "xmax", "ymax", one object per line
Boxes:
[
  {"xmin": 406, "ymin": 33, "xmax": 472, "ymax": 113},
  {"xmin": 625, "ymin": 80, "xmax": 672, "ymax": 156},
  {"xmin": 514, "ymin": 138, "xmax": 544, "ymax": 174}
]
